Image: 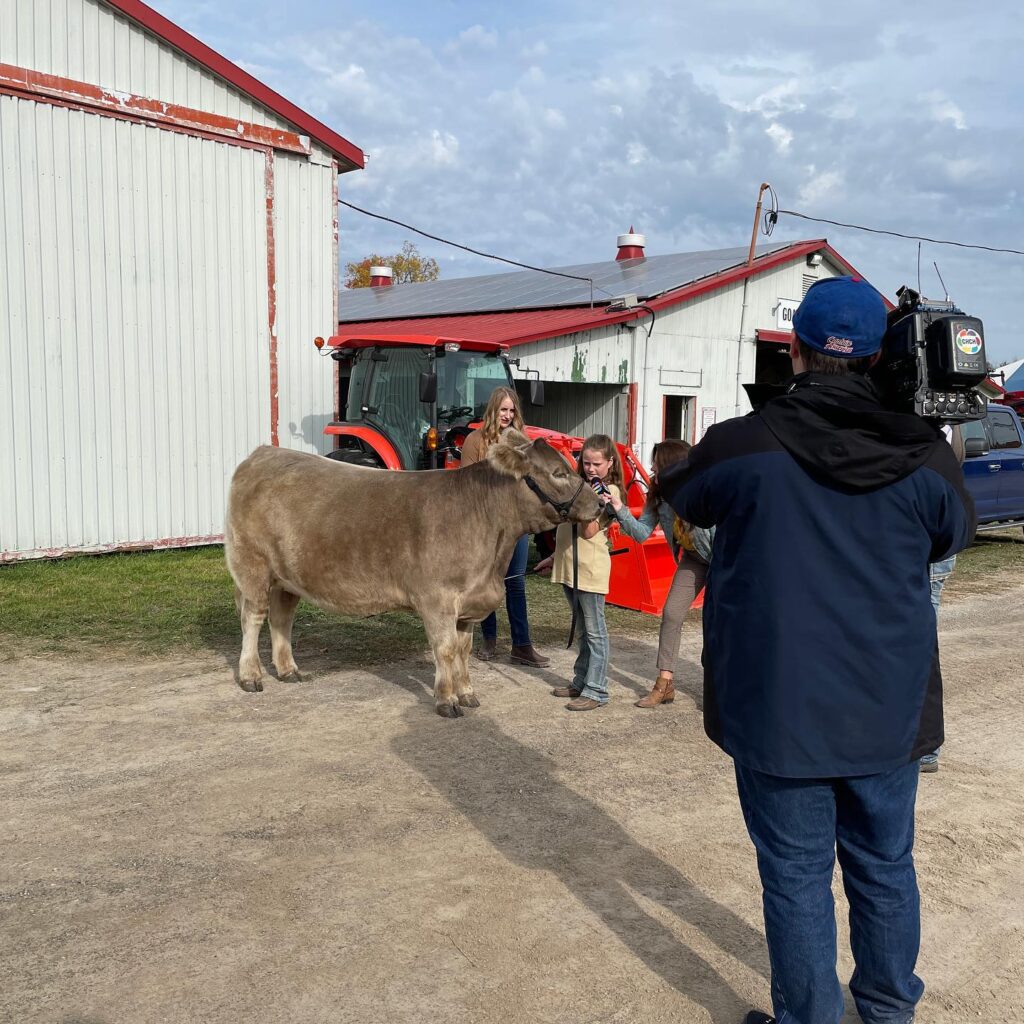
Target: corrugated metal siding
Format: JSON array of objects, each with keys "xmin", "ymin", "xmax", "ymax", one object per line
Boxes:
[
  {"xmin": 0, "ymin": 94, "xmax": 270, "ymax": 558},
  {"xmin": 517, "ymin": 382, "xmax": 626, "ymax": 442},
  {"xmin": 273, "ymin": 151, "xmax": 337, "ymax": 454},
  {"xmin": 0, "ymin": 0, "xmax": 292, "ymax": 131}
]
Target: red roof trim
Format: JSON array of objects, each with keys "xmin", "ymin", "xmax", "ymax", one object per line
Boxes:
[
  {"xmin": 756, "ymin": 329, "xmax": 793, "ymax": 345},
  {"xmin": 100, "ymin": 0, "xmax": 364, "ymax": 169}
]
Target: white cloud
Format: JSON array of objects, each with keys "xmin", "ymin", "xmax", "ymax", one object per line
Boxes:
[
  {"xmin": 798, "ymin": 169, "xmax": 845, "ymax": 207},
  {"xmin": 543, "ymin": 108, "xmax": 566, "ymax": 129},
  {"xmin": 173, "ymin": 0, "xmax": 1024, "ymax": 363},
  {"xmin": 429, "ymin": 129, "xmax": 460, "ymax": 166},
  {"xmin": 444, "ymin": 24, "xmax": 498, "ymax": 55},
  {"xmin": 926, "ymin": 93, "xmax": 968, "ymax": 130},
  {"xmin": 765, "ymin": 122, "xmax": 793, "ymax": 153},
  {"xmin": 626, "ymin": 141, "xmax": 649, "ymax": 166}
]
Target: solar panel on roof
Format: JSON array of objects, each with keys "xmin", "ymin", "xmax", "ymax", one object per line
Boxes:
[{"xmin": 338, "ymin": 242, "xmax": 797, "ymax": 322}]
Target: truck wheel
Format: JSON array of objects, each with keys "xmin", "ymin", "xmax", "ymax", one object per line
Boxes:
[{"xmin": 325, "ymin": 448, "xmax": 384, "ymax": 469}]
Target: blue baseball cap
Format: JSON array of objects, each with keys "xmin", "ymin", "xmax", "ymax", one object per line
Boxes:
[{"xmin": 792, "ymin": 275, "xmax": 887, "ymax": 359}]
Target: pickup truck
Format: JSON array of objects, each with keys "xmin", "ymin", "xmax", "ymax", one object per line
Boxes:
[{"xmin": 962, "ymin": 405, "xmax": 1024, "ymax": 533}]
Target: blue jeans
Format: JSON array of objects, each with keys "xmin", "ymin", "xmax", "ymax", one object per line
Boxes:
[
  {"xmin": 561, "ymin": 586, "xmax": 609, "ymax": 703},
  {"xmin": 482, "ymin": 535, "xmax": 531, "ymax": 646},
  {"xmin": 922, "ymin": 555, "xmax": 956, "ymax": 767},
  {"xmin": 929, "ymin": 555, "xmax": 956, "ymax": 613},
  {"xmin": 735, "ymin": 762, "xmax": 924, "ymax": 1024}
]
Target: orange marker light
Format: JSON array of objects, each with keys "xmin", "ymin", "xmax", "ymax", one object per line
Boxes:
[
  {"xmin": 314, "ymin": 336, "xmax": 325, "ymax": 350},
  {"xmin": 426, "ymin": 427, "xmax": 439, "ymax": 452}
]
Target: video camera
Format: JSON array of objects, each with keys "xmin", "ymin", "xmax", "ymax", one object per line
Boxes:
[{"xmin": 869, "ymin": 286, "xmax": 988, "ymax": 422}]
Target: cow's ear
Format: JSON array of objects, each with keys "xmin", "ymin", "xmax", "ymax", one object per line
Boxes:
[
  {"xmin": 501, "ymin": 427, "xmax": 530, "ymax": 449},
  {"xmin": 487, "ymin": 435, "xmax": 530, "ymax": 477}
]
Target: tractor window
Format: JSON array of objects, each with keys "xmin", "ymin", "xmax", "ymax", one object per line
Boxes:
[
  {"xmin": 435, "ymin": 351, "xmax": 514, "ymax": 425},
  {"xmin": 357, "ymin": 347, "xmax": 432, "ymax": 468}
]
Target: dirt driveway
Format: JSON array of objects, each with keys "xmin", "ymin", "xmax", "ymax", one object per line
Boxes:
[{"xmin": 3, "ymin": 578, "xmax": 1023, "ymax": 1024}]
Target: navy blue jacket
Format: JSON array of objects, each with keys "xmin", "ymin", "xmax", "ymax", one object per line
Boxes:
[{"xmin": 661, "ymin": 374, "xmax": 976, "ymax": 778}]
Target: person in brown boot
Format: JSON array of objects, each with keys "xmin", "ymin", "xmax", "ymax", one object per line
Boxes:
[{"xmin": 606, "ymin": 440, "xmax": 713, "ymax": 709}]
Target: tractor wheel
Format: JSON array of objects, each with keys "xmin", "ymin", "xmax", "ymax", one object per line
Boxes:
[{"xmin": 325, "ymin": 448, "xmax": 384, "ymax": 469}]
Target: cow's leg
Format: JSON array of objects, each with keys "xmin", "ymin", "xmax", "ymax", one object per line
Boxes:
[
  {"xmin": 269, "ymin": 586, "xmax": 303, "ymax": 682},
  {"xmin": 238, "ymin": 593, "xmax": 269, "ymax": 693},
  {"xmin": 421, "ymin": 610, "xmax": 463, "ymax": 719},
  {"xmin": 454, "ymin": 619, "xmax": 479, "ymax": 708}
]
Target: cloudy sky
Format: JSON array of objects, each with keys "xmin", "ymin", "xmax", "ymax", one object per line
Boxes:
[{"xmin": 164, "ymin": 0, "xmax": 1023, "ymax": 366}]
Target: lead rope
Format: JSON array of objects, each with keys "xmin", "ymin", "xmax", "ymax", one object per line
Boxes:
[{"xmin": 566, "ymin": 523, "xmax": 580, "ymax": 648}]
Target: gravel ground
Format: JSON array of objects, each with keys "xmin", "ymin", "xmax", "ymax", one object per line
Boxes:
[{"xmin": 2, "ymin": 575, "xmax": 1022, "ymax": 1023}]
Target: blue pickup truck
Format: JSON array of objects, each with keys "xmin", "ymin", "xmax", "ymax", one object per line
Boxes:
[{"xmin": 962, "ymin": 406, "xmax": 1024, "ymax": 533}]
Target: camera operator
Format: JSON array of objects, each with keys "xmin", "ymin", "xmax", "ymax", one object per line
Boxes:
[{"xmin": 659, "ymin": 276, "xmax": 976, "ymax": 1024}]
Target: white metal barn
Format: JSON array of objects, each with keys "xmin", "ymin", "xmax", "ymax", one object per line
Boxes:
[
  {"xmin": 0, "ymin": 0, "xmax": 363, "ymax": 560},
  {"xmin": 335, "ymin": 233, "xmax": 865, "ymax": 466}
]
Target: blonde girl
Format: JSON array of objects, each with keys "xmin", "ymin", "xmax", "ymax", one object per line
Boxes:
[{"xmin": 460, "ymin": 387, "xmax": 549, "ymax": 668}]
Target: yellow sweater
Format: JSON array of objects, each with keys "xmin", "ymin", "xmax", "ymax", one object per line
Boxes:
[{"xmin": 551, "ymin": 484, "xmax": 619, "ymax": 595}]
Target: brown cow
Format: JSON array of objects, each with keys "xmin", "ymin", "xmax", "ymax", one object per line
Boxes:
[{"xmin": 223, "ymin": 431, "xmax": 601, "ymax": 717}]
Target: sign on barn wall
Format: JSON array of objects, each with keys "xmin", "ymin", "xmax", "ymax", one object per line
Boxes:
[
  {"xmin": 776, "ymin": 297, "xmax": 801, "ymax": 331},
  {"xmin": 700, "ymin": 407, "xmax": 717, "ymax": 440}
]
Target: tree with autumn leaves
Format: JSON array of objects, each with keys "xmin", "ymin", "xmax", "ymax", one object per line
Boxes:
[{"xmin": 344, "ymin": 241, "xmax": 441, "ymax": 288}]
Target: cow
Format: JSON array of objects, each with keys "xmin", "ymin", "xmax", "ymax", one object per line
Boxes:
[{"xmin": 223, "ymin": 431, "xmax": 601, "ymax": 717}]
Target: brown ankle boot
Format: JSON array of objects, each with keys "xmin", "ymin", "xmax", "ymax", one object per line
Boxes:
[
  {"xmin": 475, "ymin": 636, "xmax": 497, "ymax": 662},
  {"xmin": 509, "ymin": 644, "xmax": 550, "ymax": 668},
  {"xmin": 635, "ymin": 675, "xmax": 675, "ymax": 708}
]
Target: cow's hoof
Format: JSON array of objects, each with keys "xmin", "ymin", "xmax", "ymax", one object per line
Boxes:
[
  {"xmin": 458, "ymin": 693, "xmax": 480, "ymax": 708},
  {"xmin": 239, "ymin": 678, "xmax": 264, "ymax": 693},
  {"xmin": 436, "ymin": 702, "xmax": 464, "ymax": 719},
  {"xmin": 279, "ymin": 670, "xmax": 303, "ymax": 684}
]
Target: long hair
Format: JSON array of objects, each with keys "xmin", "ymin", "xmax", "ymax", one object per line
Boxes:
[
  {"xmin": 577, "ymin": 433, "xmax": 624, "ymax": 489},
  {"xmin": 645, "ymin": 439, "xmax": 691, "ymax": 511},
  {"xmin": 479, "ymin": 386, "xmax": 525, "ymax": 450}
]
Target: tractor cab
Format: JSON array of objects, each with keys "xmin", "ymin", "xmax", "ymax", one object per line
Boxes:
[{"xmin": 321, "ymin": 334, "xmax": 540, "ymax": 470}]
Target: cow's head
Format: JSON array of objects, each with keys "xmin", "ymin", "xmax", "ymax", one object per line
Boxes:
[{"xmin": 488, "ymin": 430, "xmax": 602, "ymax": 531}]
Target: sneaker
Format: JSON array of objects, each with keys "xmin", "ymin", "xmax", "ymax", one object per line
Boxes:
[
  {"xmin": 742, "ymin": 1013, "xmax": 775, "ymax": 1024},
  {"xmin": 919, "ymin": 758, "xmax": 939, "ymax": 774}
]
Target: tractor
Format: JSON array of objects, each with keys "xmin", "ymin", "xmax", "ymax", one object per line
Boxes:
[{"xmin": 315, "ymin": 332, "xmax": 679, "ymax": 615}]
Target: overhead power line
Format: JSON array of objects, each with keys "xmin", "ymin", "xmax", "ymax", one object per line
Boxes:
[
  {"xmin": 337, "ymin": 198, "xmax": 611, "ymax": 305},
  {"xmin": 767, "ymin": 205, "xmax": 1024, "ymax": 258}
]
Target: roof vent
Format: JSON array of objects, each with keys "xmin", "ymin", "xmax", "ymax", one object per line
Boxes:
[
  {"xmin": 369, "ymin": 265, "xmax": 394, "ymax": 288},
  {"xmin": 616, "ymin": 226, "xmax": 646, "ymax": 262}
]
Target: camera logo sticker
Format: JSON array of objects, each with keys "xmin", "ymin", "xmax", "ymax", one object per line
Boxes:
[
  {"xmin": 824, "ymin": 336, "xmax": 854, "ymax": 354},
  {"xmin": 955, "ymin": 328, "xmax": 982, "ymax": 355}
]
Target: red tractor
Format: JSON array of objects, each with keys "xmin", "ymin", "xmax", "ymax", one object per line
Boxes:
[{"xmin": 317, "ymin": 332, "xmax": 679, "ymax": 615}]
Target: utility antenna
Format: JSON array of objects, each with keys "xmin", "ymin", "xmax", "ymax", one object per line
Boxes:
[
  {"xmin": 933, "ymin": 262, "xmax": 950, "ymax": 303},
  {"xmin": 916, "ymin": 242, "xmax": 922, "ymax": 295}
]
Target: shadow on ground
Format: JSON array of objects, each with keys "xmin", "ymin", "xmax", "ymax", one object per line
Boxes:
[{"xmin": 390, "ymin": 695, "xmax": 768, "ymax": 1024}]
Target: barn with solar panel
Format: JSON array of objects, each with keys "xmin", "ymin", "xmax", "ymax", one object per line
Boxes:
[{"xmin": 336, "ymin": 231, "xmax": 870, "ymax": 464}]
